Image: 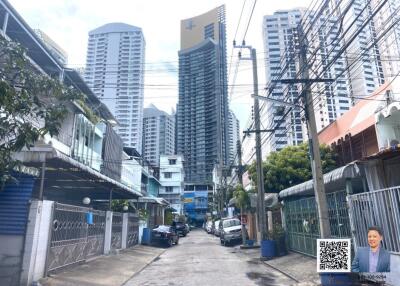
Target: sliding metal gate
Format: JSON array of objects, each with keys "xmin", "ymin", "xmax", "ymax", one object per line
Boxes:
[
  {"xmin": 127, "ymin": 213, "xmax": 139, "ymax": 248},
  {"xmin": 46, "ymin": 203, "xmax": 106, "ymax": 273},
  {"xmin": 111, "ymin": 212, "xmax": 123, "ymax": 249},
  {"xmin": 284, "ymin": 190, "xmax": 351, "ymax": 257},
  {"xmin": 348, "ymin": 187, "xmax": 400, "ymax": 253}
]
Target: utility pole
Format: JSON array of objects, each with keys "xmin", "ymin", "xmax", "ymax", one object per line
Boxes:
[
  {"xmin": 237, "ymin": 140, "xmax": 243, "ymax": 186},
  {"xmin": 222, "ymin": 167, "xmax": 228, "ymax": 217},
  {"xmin": 237, "ymin": 140, "xmax": 247, "ymax": 244},
  {"xmin": 253, "ymin": 28, "xmax": 332, "ymax": 239},
  {"xmin": 298, "ymin": 26, "xmax": 331, "ymax": 238},
  {"xmin": 234, "ymin": 42, "xmax": 267, "ymax": 242}
]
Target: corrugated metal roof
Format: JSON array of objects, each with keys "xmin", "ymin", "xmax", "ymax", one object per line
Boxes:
[{"xmin": 279, "ymin": 163, "xmax": 361, "ymax": 198}]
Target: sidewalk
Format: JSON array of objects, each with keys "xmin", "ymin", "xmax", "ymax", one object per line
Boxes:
[
  {"xmin": 39, "ymin": 245, "xmax": 165, "ymax": 286},
  {"xmin": 236, "ymin": 247, "xmax": 320, "ymax": 286},
  {"xmin": 261, "ymin": 252, "xmax": 320, "ymax": 286}
]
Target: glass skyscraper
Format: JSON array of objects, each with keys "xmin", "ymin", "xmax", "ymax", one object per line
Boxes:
[{"xmin": 177, "ymin": 5, "xmax": 229, "ymax": 189}]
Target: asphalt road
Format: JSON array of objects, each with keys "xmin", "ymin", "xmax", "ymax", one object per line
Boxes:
[{"xmin": 125, "ymin": 229, "xmax": 298, "ymax": 286}]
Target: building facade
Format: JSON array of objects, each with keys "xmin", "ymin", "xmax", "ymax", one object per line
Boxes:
[
  {"xmin": 142, "ymin": 104, "xmax": 175, "ymax": 167},
  {"xmin": 84, "ymin": 23, "xmax": 145, "ymax": 151},
  {"xmin": 177, "ymin": 5, "xmax": 229, "ymax": 189},
  {"xmin": 228, "ymin": 110, "xmax": 240, "ymax": 166},
  {"xmin": 158, "ymin": 155, "xmax": 184, "ymax": 214},
  {"xmin": 262, "ymin": 9, "xmax": 351, "ymax": 152}
]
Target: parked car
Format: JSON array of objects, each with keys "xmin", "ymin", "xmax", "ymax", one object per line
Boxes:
[
  {"xmin": 185, "ymin": 223, "xmax": 191, "ymax": 233},
  {"xmin": 220, "ymin": 218, "xmax": 242, "ymax": 246},
  {"xmin": 172, "ymin": 221, "xmax": 188, "ymax": 237},
  {"xmin": 151, "ymin": 225, "xmax": 179, "ymax": 247},
  {"xmin": 213, "ymin": 220, "xmax": 221, "ymax": 236},
  {"xmin": 206, "ymin": 220, "xmax": 213, "ymax": 233}
]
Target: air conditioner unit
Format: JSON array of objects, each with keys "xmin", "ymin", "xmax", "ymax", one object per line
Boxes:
[{"xmin": 265, "ymin": 193, "xmax": 279, "ymax": 209}]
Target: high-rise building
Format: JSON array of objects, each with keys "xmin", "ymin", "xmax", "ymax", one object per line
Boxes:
[
  {"xmin": 142, "ymin": 104, "xmax": 175, "ymax": 167},
  {"xmin": 338, "ymin": 0, "xmax": 385, "ymax": 100},
  {"xmin": 228, "ymin": 110, "xmax": 240, "ymax": 166},
  {"xmin": 177, "ymin": 6, "xmax": 229, "ymax": 190},
  {"xmin": 262, "ymin": 9, "xmax": 351, "ymax": 152},
  {"xmin": 34, "ymin": 29, "xmax": 68, "ymax": 65},
  {"xmin": 371, "ymin": 0, "xmax": 400, "ymax": 94},
  {"xmin": 84, "ymin": 23, "xmax": 145, "ymax": 151}
]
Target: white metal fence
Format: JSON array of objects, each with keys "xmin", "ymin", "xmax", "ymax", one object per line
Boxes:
[{"xmin": 348, "ymin": 186, "xmax": 400, "ymax": 253}]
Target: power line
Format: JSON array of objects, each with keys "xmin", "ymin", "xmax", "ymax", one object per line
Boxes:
[{"xmin": 239, "ymin": 0, "xmax": 398, "ymax": 163}]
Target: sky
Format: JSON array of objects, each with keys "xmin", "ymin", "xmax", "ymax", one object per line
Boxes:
[{"xmin": 9, "ymin": 0, "xmax": 312, "ymax": 132}]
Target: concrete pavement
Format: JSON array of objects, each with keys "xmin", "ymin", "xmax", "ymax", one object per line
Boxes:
[
  {"xmin": 39, "ymin": 245, "xmax": 165, "ymax": 286},
  {"xmin": 125, "ymin": 229, "xmax": 297, "ymax": 286},
  {"xmin": 235, "ymin": 247, "xmax": 320, "ymax": 286},
  {"xmin": 38, "ymin": 229, "xmax": 322, "ymax": 286}
]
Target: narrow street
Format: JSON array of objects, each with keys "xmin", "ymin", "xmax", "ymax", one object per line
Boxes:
[{"xmin": 125, "ymin": 229, "xmax": 297, "ymax": 286}]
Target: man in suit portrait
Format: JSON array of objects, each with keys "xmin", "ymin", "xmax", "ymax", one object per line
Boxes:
[{"xmin": 351, "ymin": 226, "xmax": 390, "ymax": 272}]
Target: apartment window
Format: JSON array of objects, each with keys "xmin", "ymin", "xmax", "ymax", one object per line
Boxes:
[
  {"xmin": 165, "ymin": 186, "xmax": 173, "ymax": 192},
  {"xmin": 164, "ymin": 172, "xmax": 172, "ymax": 178},
  {"xmin": 169, "ymin": 159, "xmax": 177, "ymax": 165}
]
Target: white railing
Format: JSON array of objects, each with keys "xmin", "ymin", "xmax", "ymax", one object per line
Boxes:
[{"xmin": 348, "ymin": 186, "xmax": 400, "ymax": 253}]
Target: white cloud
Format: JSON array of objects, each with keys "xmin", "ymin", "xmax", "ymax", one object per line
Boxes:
[{"xmin": 9, "ymin": 0, "xmax": 311, "ymax": 129}]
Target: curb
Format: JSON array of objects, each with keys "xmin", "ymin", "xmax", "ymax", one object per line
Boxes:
[
  {"xmin": 261, "ymin": 259, "xmax": 300, "ymax": 283},
  {"xmin": 121, "ymin": 247, "xmax": 167, "ymax": 285}
]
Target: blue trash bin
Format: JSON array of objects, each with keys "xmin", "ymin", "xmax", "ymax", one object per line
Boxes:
[
  {"xmin": 142, "ymin": 228, "xmax": 152, "ymax": 245},
  {"xmin": 246, "ymin": 239, "xmax": 255, "ymax": 246},
  {"xmin": 86, "ymin": 212, "xmax": 93, "ymax": 225},
  {"xmin": 261, "ymin": 239, "xmax": 277, "ymax": 258}
]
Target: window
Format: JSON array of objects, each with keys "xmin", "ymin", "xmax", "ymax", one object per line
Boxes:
[
  {"xmin": 165, "ymin": 186, "xmax": 173, "ymax": 192},
  {"xmin": 169, "ymin": 159, "xmax": 177, "ymax": 165},
  {"xmin": 164, "ymin": 172, "xmax": 172, "ymax": 178}
]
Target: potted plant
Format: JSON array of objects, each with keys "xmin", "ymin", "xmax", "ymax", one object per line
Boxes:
[
  {"xmin": 261, "ymin": 229, "xmax": 277, "ymax": 259},
  {"xmin": 261, "ymin": 223, "xmax": 288, "ymax": 259},
  {"xmin": 272, "ymin": 224, "xmax": 287, "ymax": 256}
]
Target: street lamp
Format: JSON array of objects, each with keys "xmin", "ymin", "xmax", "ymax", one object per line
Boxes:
[{"xmin": 82, "ymin": 197, "xmax": 91, "ymax": 205}]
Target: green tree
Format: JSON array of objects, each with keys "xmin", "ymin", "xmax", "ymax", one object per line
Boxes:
[
  {"xmin": 111, "ymin": 199, "xmax": 130, "ymax": 212},
  {"xmin": 248, "ymin": 143, "xmax": 338, "ymax": 193},
  {"xmin": 233, "ymin": 184, "xmax": 250, "ymax": 212},
  {"xmin": 233, "ymin": 184, "xmax": 251, "ymax": 243},
  {"xmin": 0, "ymin": 36, "xmax": 83, "ymax": 187}
]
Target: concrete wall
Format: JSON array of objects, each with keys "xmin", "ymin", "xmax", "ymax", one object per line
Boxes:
[
  {"xmin": 20, "ymin": 200, "xmax": 53, "ymax": 286},
  {"xmin": 0, "ymin": 235, "xmax": 24, "ymax": 286}
]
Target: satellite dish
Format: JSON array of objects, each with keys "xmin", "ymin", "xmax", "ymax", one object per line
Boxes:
[{"xmin": 264, "ymin": 193, "xmax": 279, "ymax": 209}]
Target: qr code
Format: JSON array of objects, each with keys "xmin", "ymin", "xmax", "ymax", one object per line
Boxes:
[{"xmin": 317, "ymin": 239, "xmax": 351, "ymax": 273}]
